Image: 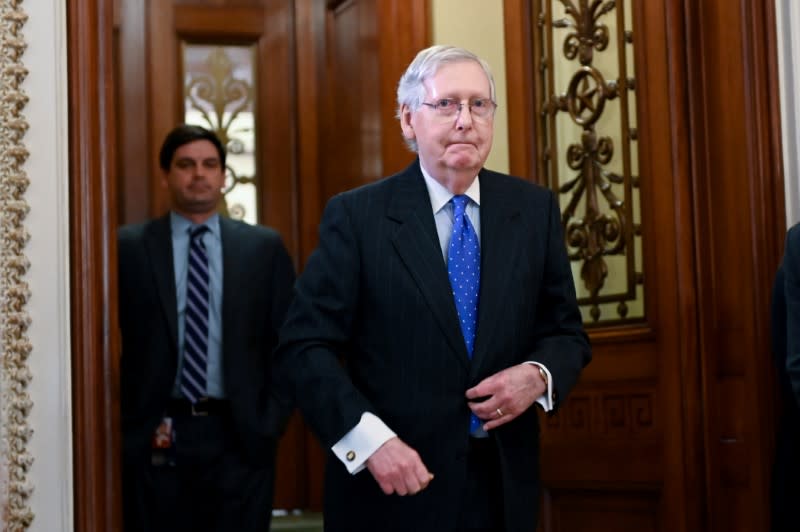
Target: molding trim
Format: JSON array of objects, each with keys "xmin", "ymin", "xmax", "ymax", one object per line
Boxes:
[
  {"xmin": 67, "ymin": 0, "xmax": 122, "ymax": 529},
  {"xmin": 777, "ymin": 0, "xmax": 800, "ymax": 226},
  {"xmin": 0, "ymin": 0, "xmax": 33, "ymax": 529}
]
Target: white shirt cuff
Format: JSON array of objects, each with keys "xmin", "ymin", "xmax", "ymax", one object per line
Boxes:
[
  {"xmin": 525, "ymin": 361, "xmax": 554, "ymax": 412},
  {"xmin": 331, "ymin": 412, "xmax": 396, "ymax": 474}
]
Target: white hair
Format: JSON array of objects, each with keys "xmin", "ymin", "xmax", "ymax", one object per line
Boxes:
[{"xmin": 396, "ymin": 45, "xmax": 496, "ymax": 152}]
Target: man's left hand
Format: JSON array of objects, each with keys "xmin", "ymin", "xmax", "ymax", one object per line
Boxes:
[{"xmin": 465, "ymin": 363, "xmax": 545, "ymax": 431}]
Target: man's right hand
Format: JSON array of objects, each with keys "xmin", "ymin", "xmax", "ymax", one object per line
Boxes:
[{"xmin": 366, "ymin": 437, "xmax": 433, "ymax": 495}]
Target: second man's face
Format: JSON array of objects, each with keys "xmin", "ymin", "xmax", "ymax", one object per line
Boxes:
[
  {"xmin": 163, "ymin": 139, "xmax": 225, "ymax": 218},
  {"xmin": 401, "ymin": 60, "xmax": 495, "ymax": 184}
]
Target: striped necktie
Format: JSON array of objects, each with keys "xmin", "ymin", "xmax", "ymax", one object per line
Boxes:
[
  {"xmin": 181, "ymin": 225, "xmax": 210, "ymax": 403},
  {"xmin": 447, "ymin": 195, "xmax": 482, "ymax": 434}
]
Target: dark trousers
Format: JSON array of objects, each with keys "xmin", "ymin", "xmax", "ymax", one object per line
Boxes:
[
  {"xmin": 771, "ymin": 412, "xmax": 800, "ymax": 532},
  {"xmin": 458, "ymin": 437, "xmax": 506, "ymax": 532},
  {"xmin": 122, "ymin": 410, "xmax": 275, "ymax": 532}
]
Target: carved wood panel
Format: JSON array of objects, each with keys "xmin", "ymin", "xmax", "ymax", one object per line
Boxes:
[{"xmin": 544, "ymin": 489, "xmax": 659, "ymax": 532}]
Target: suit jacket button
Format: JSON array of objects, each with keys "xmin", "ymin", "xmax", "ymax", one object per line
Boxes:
[{"xmin": 346, "ymin": 450, "xmax": 356, "ymax": 461}]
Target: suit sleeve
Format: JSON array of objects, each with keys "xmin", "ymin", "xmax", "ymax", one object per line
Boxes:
[
  {"xmin": 525, "ymin": 191, "xmax": 591, "ymax": 410},
  {"xmin": 273, "ymin": 194, "xmax": 375, "ymax": 447},
  {"xmin": 784, "ymin": 225, "xmax": 800, "ymax": 408}
]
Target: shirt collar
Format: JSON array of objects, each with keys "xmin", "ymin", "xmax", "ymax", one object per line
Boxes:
[
  {"xmin": 170, "ymin": 211, "xmax": 220, "ymax": 237},
  {"xmin": 419, "ymin": 162, "xmax": 481, "ymax": 215}
]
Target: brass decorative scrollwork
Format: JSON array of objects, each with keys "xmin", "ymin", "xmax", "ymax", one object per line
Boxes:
[{"xmin": 536, "ymin": 0, "xmax": 643, "ymax": 324}]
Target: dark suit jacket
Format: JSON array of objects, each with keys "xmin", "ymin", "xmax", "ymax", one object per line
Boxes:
[
  {"xmin": 784, "ymin": 224, "xmax": 800, "ymax": 408},
  {"xmin": 774, "ymin": 232, "xmax": 800, "ymax": 531},
  {"xmin": 118, "ymin": 214, "xmax": 295, "ymax": 466},
  {"xmin": 275, "ymin": 161, "xmax": 591, "ymax": 532}
]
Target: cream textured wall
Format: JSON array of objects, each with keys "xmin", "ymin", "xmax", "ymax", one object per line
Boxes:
[{"xmin": 431, "ymin": 0, "xmax": 510, "ymax": 174}]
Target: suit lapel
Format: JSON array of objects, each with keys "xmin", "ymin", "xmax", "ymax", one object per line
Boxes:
[
  {"xmin": 144, "ymin": 215, "xmax": 179, "ymax": 352},
  {"xmin": 388, "ymin": 163, "xmax": 471, "ymax": 370},
  {"xmin": 470, "ymin": 171, "xmax": 523, "ymax": 378}
]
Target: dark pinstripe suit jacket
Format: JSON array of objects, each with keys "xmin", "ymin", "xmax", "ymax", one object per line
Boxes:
[{"xmin": 276, "ymin": 160, "xmax": 590, "ymax": 532}]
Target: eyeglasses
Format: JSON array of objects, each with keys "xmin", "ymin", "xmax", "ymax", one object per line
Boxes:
[{"xmin": 419, "ymin": 98, "xmax": 497, "ymax": 121}]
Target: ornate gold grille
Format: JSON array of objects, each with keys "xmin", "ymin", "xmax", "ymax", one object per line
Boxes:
[
  {"xmin": 535, "ymin": 0, "xmax": 643, "ymax": 325},
  {"xmin": 182, "ymin": 44, "xmax": 258, "ymax": 224}
]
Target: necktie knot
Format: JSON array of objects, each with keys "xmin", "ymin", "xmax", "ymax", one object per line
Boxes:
[
  {"xmin": 190, "ymin": 225, "xmax": 209, "ymax": 240},
  {"xmin": 451, "ymin": 195, "xmax": 469, "ymax": 217}
]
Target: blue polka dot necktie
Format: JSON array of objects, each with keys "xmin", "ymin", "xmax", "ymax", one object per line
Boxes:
[
  {"xmin": 447, "ymin": 195, "xmax": 482, "ymax": 434},
  {"xmin": 181, "ymin": 225, "xmax": 210, "ymax": 403}
]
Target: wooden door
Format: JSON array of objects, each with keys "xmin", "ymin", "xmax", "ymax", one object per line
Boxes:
[{"xmin": 505, "ymin": 1, "xmax": 783, "ymax": 531}]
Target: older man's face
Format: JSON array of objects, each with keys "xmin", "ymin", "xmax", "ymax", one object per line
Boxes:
[{"xmin": 401, "ymin": 60, "xmax": 494, "ymax": 186}]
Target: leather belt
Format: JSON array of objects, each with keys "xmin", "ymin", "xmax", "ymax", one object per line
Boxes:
[{"xmin": 166, "ymin": 397, "xmax": 229, "ymax": 417}]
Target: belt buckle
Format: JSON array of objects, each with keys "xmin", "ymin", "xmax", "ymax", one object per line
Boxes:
[{"xmin": 191, "ymin": 397, "xmax": 210, "ymax": 417}]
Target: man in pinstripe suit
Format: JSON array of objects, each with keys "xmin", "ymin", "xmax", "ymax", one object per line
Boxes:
[{"xmin": 275, "ymin": 46, "xmax": 591, "ymax": 532}]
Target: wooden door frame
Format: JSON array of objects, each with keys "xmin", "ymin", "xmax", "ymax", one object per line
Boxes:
[
  {"xmin": 68, "ymin": 0, "xmax": 122, "ymax": 530},
  {"xmin": 683, "ymin": 0, "xmax": 784, "ymax": 528}
]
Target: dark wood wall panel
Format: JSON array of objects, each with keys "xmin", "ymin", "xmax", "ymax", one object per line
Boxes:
[
  {"xmin": 321, "ymin": 0, "xmax": 376, "ymax": 201},
  {"xmin": 685, "ymin": 0, "xmax": 784, "ymax": 530},
  {"xmin": 147, "ymin": 0, "xmax": 177, "ymax": 217},
  {"xmin": 294, "ymin": 0, "xmax": 325, "ymax": 264},
  {"xmin": 503, "ymin": 0, "xmax": 535, "ymax": 181},
  {"xmin": 307, "ymin": 0, "xmax": 426, "ymax": 266},
  {"xmin": 660, "ymin": 1, "xmax": 706, "ymax": 530},
  {"xmin": 116, "ymin": 0, "xmax": 149, "ymax": 223},
  {"xmin": 70, "ymin": 0, "xmax": 122, "ymax": 530},
  {"xmin": 375, "ymin": 0, "xmax": 428, "ymax": 176}
]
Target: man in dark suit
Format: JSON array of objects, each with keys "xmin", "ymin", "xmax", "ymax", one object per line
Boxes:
[
  {"xmin": 274, "ymin": 45, "xmax": 591, "ymax": 532},
  {"xmin": 118, "ymin": 125, "xmax": 295, "ymax": 532},
  {"xmin": 775, "ymin": 228, "xmax": 800, "ymax": 531}
]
